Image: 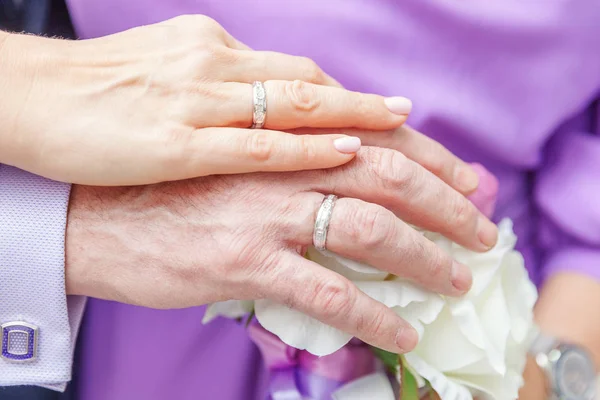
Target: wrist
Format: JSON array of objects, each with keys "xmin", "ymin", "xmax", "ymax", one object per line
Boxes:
[
  {"xmin": 0, "ymin": 31, "xmax": 18, "ymax": 159},
  {"xmin": 65, "ymin": 185, "xmax": 133, "ymax": 299},
  {"xmin": 65, "ymin": 185, "xmax": 95, "ymax": 297},
  {"xmin": 0, "ymin": 32, "xmax": 33, "ymax": 161},
  {"xmin": 0, "ymin": 32, "xmax": 70, "ymax": 165},
  {"xmin": 520, "ymin": 355, "xmax": 548, "ymax": 400}
]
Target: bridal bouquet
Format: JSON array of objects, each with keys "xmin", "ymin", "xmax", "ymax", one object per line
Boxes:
[{"xmin": 203, "ymin": 217, "xmax": 538, "ymax": 400}]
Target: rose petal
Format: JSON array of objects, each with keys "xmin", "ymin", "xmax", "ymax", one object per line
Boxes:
[
  {"xmin": 475, "ymin": 279, "xmax": 510, "ymax": 375},
  {"xmin": 411, "ymin": 307, "xmax": 486, "ymax": 373},
  {"xmin": 254, "ymin": 298, "xmax": 352, "ymax": 356},
  {"xmin": 404, "ymin": 353, "xmax": 473, "ymax": 400},
  {"xmin": 308, "ymin": 248, "xmax": 389, "ymax": 279},
  {"xmin": 454, "ymin": 221, "xmax": 516, "ymax": 298},
  {"xmin": 356, "ymin": 280, "xmax": 436, "ymax": 307},
  {"xmin": 449, "ymin": 370, "xmax": 523, "ymax": 400},
  {"xmin": 501, "ymin": 252, "xmax": 538, "ymax": 343},
  {"xmin": 201, "ymin": 300, "xmax": 254, "ymax": 324},
  {"xmin": 332, "ymin": 372, "xmax": 396, "ymax": 400}
]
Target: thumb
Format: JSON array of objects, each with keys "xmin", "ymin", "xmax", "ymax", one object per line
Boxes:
[{"xmin": 176, "ymin": 127, "xmax": 361, "ymax": 178}]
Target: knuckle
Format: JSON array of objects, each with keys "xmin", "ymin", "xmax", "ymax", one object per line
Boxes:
[
  {"xmin": 200, "ymin": 15, "xmax": 223, "ymax": 31},
  {"xmin": 352, "ymin": 204, "xmax": 394, "ymax": 250},
  {"xmin": 207, "ymin": 44, "xmax": 239, "ymax": 66},
  {"xmin": 227, "ymin": 237, "xmax": 278, "ymax": 289},
  {"xmin": 189, "ymin": 45, "xmax": 237, "ymax": 74},
  {"xmin": 299, "ymin": 57, "xmax": 326, "ymax": 83},
  {"xmin": 245, "ymin": 131, "xmax": 275, "ymax": 162},
  {"xmin": 285, "ymin": 80, "xmax": 320, "ymax": 112},
  {"xmin": 168, "ymin": 14, "xmax": 195, "ymax": 26},
  {"xmin": 423, "ymin": 142, "xmax": 448, "ymax": 176},
  {"xmin": 355, "ymin": 93, "xmax": 379, "ymax": 114},
  {"xmin": 451, "ymin": 197, "xmax": 477, "ymax": 229},
  {"xmin": 186, "ymin": 47, "xmax": 216, "ymax": 75},
  {"xmin": 176, "ymin": 14, "xmax": 222, "ymax": 31},
  {"xmin": 296, "ymin": 135, "xmax": 318, "ymax": 163},
  {"xmin": 369, "ymin": 149, "xmax": 411, "ymax": 189},
  {"xmin": 362, "ymin": 308, "xmax": 389, "ymax": 339},
  {"xmin": 427, "ymin": 249, "xmax": 452, "ymax": 282},
  {"xmin": 277, "ymin": 194, "xmax": 324, "ymax": 241},
  {"xmin": 158, "ymin": 126, "xmax": 195, "ymax": 174},
  {"xmin": 312, "ymin": 278, "xmax": 354, "ymax": 319}
]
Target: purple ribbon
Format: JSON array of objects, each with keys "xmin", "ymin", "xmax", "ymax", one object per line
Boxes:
[{"xmin": 248, "ymin": 324, "xmax": 379, "ymax": 400}]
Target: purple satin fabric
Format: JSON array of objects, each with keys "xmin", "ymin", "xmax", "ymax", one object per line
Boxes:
[{"xmin": 248, "ymin": 324, "xmax": 380, "ymax": 400}]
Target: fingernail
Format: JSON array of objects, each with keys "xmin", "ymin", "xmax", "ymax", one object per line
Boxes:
[
  {"xmin": 384, "ymin": 97, "xmax": 413, "ymax": 115},
  {"xmin": 333, "ymin": 136, "xmax": 362, "ymax": 153},
  {"xmin": 451, "ymin": 261, "xmax": 472, "ymax": 293},
  {"xmin": 395, "ymin": 326, "xmax": 419, "ymax": 352},
  {"xmin": 477, "ymin": 215, "xmax": 498, "ymax": 249},
  {"xmin": 454, "ymin": 165, "xmax": 480, "ymax": 193}
]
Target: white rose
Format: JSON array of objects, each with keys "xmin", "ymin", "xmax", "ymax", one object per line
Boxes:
[
  {"xmin": 203, "ymin": 219, "xmax": 538, "ymax": 400},
  {"xmin": 403, "ymin": 220, "xmax": 538, "ymax": 400}
]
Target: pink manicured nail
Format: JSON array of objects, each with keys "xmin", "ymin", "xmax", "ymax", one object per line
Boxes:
[
  {"xmin": 384, "ymin": 97, "xmax": 413, "ymax": 115},
  {"xmin": 333, "ymin": 136, "xmax": 362, "ymax": 153}
]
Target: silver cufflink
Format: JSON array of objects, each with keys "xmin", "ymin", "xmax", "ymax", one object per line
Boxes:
[{"xmin": 1, "ymin": 321, "xmax": 38, "ymax": 362}]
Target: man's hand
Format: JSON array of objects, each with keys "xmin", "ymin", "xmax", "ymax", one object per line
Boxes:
[{"xmin": 65, "ymin": 147, "xmax": 497, "ymax": 354}]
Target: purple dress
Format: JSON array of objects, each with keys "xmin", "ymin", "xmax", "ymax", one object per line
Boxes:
[{"xmin": 64, "ymin": 1, "xmax": 600, "ymax": 399}]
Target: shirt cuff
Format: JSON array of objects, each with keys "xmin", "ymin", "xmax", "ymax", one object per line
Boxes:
[
  {"xmin": 541, "ymin": 246, "xmax": 600, "ymax": 284},
  {"xmin": 0, "ymin": 165, "xmax": 85, "ymax": 390}
]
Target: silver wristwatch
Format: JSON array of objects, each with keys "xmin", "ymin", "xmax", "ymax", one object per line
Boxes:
[{"xmin": 529, "ymin": 333, "xmax": 597, "ymax": 400}]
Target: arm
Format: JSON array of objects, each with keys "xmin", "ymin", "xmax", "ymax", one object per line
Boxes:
[
  {"xmin": 520, "ymin": 274, "xmax": 600, "ymax": 399},
  {"xmin": 0, "ymin": 165, "xmax": 85, "ymax": 390},
  {"xmin": 0, "ymin": 20, "xmax": 393, "ymax": 185},
  {"xmin": 0, "ymin": 20, "xmax": 480, "ymax": 194},
  {"xmin": 520, "ymin": 100, "xmax": 600, "ymax": 399}
]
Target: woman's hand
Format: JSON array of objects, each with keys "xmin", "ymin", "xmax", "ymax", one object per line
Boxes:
[
  {"xmin": 65, "ymin": 146, "xmax": 498, "ymax": 355},
  {"xmin": 0, "ymin": 16, "xmax": 413, "ymax": 185}
]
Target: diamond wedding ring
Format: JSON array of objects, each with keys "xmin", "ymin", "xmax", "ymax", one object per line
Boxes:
[
  {"xmin": 313, "ymin": 195, "xmax": 338, "ymax": 251},
  {"xmin": 251, "ymin": 81, "xmax": 267, "ymax": 129}
]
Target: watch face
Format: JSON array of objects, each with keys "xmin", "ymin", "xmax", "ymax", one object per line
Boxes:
[{"xmin": 555, "ymin": 346, "xmax": 597, "ymax": 399}]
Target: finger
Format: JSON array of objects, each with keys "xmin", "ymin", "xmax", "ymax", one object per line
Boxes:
[
  {"xmin": 158, "ymin": 127, "xmax": 363, "ymax": 179},
  {"xmin": 289, "ymin": 125, "xmax": 481, "ymax": 195},
  {"xmin": 205, "ymin": 81, "xmax": 411, "ymax": 131},
  {"xmin": 290, "ymin": 193, "xmax": 472, "ymax": 296},
  {"xmin": 221, "ymin": 33, "xmax": 252, "ymax": 51},
  {"xmin": 269, "ymin": 252, "xmax": 419, "ymax": 354},
  {"xmin": 297, "ymin": 147, "xmax": 498, "ymax": 251},
  {"xmin": 356, "ymin": 125, "xmax": 481, "ymax": 195},
  {"xmin": 227, "ymin": 50, "xmax": 341, "ymax": 87}
]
